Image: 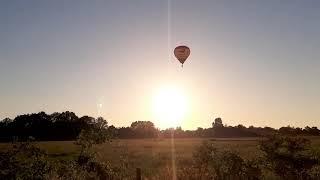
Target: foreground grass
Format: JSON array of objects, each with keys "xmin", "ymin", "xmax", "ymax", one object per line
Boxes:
[{"xmin": 1, "ymin": 137, "xmax": 320, "ymax": 178}]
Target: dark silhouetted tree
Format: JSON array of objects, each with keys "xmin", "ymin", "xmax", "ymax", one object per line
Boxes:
[
  {"xmin": 212, "ymin": 117, "xmax": 223, "ymax": 128},
  {"xmin": 130, "ymin": 121, "xmax": 158, "ymax": 138}
]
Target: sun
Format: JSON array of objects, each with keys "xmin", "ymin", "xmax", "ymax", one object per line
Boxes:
[{"xmin": 152, "ymin": 86, "xmax": 188, "ymax": 129}]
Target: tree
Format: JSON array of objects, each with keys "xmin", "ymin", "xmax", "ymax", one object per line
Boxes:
[
  {"xmin": 76, "ymin": 117, "xmax": 110, "ymax": 153},
  {"xmin": 304, "ymin": 126, "xmax": 320, "ymax": 136},
  {"xmin": 130, "ymin": 121, "xmax": 158, "ymax": 138},
  {"xmin": 279, "ymin": 126, "xmax": 297, "ymax": 136},
  {"xmin": 236, "ymin": 124, "xmax": 246, "ymax": 129},
  {"xmin": 212, "ymin": 117, "xmax": 223, "ymax": 128}
]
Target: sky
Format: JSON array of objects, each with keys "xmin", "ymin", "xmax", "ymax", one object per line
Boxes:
[{"xmin": 1, "ymin": 0, "xmax": 320, "ymax": 129}]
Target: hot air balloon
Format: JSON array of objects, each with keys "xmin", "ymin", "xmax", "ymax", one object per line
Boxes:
[{"xmin": 174, "ymin": 45, "xmax": 190, "ymax": 67}]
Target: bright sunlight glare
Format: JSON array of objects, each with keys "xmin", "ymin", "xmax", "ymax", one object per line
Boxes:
[{"xmin": 152, "ymin": 86, "xmax": 188, "ymax": 129}]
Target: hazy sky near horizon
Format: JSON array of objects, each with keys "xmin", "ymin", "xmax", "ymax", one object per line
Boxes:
[{"xmin": 1, "ymin": 0, "xmax": 320, "ymax": 129}]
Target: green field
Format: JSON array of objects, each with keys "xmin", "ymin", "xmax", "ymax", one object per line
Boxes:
[{"xmin": 2, "ymin": 137, "xmax": 320, "ymax": 178}]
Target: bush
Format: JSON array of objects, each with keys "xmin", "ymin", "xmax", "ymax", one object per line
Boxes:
[
  {"xmin": 191, "ymin": 141, "xmax": 262, "ymax": 179},
  {"xmin": 259, "ymin": 134, "xmax": 320, "ymax": 179},
  {"xmin": 0, "ymin": 140, "xmax": 52, "ymax": 179},
  {"xmin": 0, "ymin": 117, "xmax": 122, "ymax": 180}
]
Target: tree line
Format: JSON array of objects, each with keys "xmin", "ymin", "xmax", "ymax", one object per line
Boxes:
[{"xmin": 0, "ymin": 111, "xmax": 320, "ymax": 141}]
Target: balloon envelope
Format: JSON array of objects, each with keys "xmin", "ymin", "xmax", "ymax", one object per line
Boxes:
[{"xmin": 174, "ymin": 46, "xmax": 190, "ymax": 65}]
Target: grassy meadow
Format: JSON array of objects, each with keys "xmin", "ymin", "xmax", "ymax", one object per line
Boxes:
[{"xmin": 2, "ymin": 137, "xmax": 320, "ymax": 178}]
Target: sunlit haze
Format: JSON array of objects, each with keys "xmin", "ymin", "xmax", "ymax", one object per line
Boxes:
[
  {"xmin": 152, "ymin": 85, "xmax": 188, "ymax": 129},
  {"xmin": 1, "ymin": 0, "xmax": 320, "ymax": 129}
]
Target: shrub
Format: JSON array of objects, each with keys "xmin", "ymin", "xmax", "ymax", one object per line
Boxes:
[
  {"xmin": 0, "ymin": 140, "xmax": 52, "ymax": 179},
  {"xmin": 259, "ymin": 134, "xmax": 320, "ymax": 179},
  {"xmin": 192, "ymin": 141, "xmax": 262, "ymax": 180}
]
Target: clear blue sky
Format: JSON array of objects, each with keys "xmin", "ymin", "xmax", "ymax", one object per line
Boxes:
[{"xmin": 1, "ymin": 0, "xmax": 320, "ymax": 129}]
